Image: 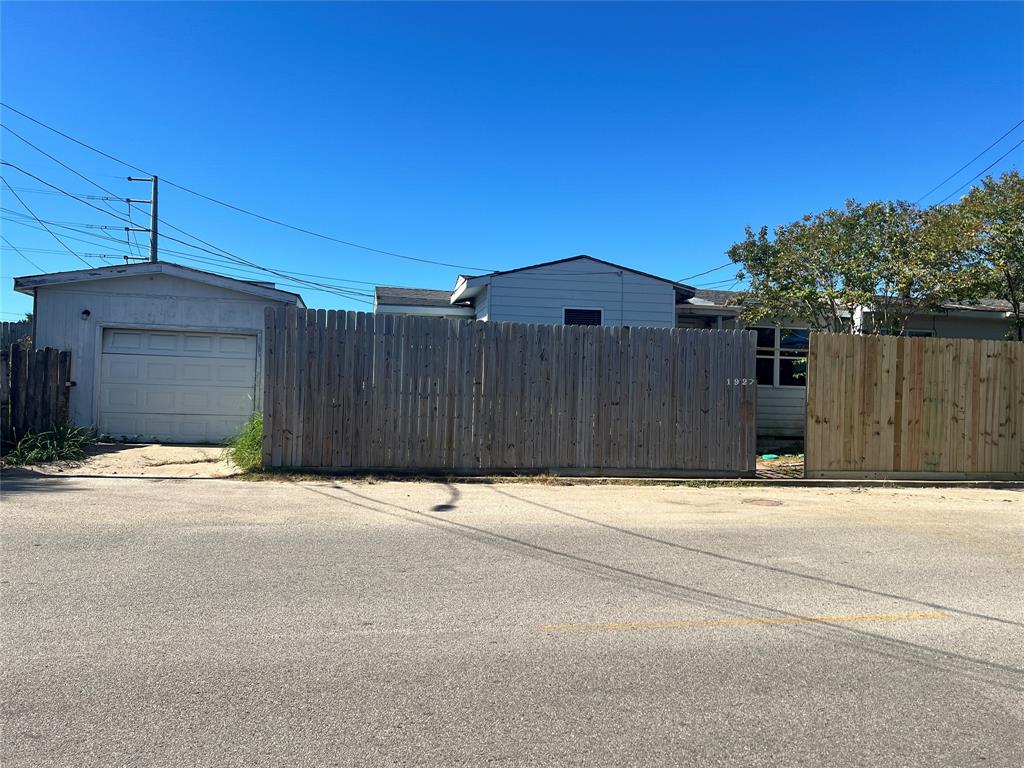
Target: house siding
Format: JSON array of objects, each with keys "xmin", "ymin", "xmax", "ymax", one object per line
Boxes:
[
  {"xmin": 480, "ymin": 258, "xmax": 676, "ymax": 328},
  {"xmin": 475, "ymin": 286, "xmax": 490, "ymax": 321},
  {"xmin": 32, "ymin": 273, "xmax": 293, "ymax": 429},
  {"xmin": 756, "ymin": 387, "xmax": 806, "ymax": 445},
  {"xmin": 897, "ymin": 312, "xmax": 1012, "ymax": 340}
]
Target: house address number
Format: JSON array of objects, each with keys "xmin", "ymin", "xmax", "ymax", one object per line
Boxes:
[{"xmin": 727, "ymin": 378, "xmax": 756, "ymax": 385}]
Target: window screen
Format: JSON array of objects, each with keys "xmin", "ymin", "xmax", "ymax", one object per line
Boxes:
[{"xmin": 564, "ymin": 308, "xmax": 602, "ymax": 326}]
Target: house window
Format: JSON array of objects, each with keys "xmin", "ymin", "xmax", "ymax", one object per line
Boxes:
[
  {"xmin": 752, "ymin": 326, "xmax": 809, "ymax": 387},
  {"xmin": 564, "ymin": 308, "xmax": 602, "ymax": 326}
]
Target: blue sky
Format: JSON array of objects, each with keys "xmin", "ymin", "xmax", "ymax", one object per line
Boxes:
[{"xmin": 2, "ymin": 1, "xmax": 1023, "ymax": 317}]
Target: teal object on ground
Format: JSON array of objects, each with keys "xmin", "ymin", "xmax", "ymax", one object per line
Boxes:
[{"xmin": 761, "ymin": 454, "xmax": 779, "ymax": 460}]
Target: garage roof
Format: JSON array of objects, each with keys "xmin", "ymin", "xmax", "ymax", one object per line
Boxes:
[{"xmin": 13, "ymin": 261, "xmax": 306, "ymax": 307}]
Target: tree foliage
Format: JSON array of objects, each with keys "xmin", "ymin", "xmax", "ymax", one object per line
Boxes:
[
  {"xmin": 960, "ymin": 170, "xmax": 1024, "ymax": 341},
  {"xmin": 726, "ymin": 178, "xmax": 1019, "ymax": 336}
]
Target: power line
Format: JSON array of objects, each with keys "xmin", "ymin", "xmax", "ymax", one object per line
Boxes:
[
  {"xmin": 1, "ymin": 122, "xmax": 128, "ymax": 219},
  {"xmin": 1, "ymin": 209, "xmax": 376, "ymax": 295},
  {"xmin": 2, "ymin": 223, "xmax": 374, "ymax": 302},
  {"xmin": 1, "ymin": 103, "xmax": 494, "ymax": 271},
  {"xmin": 1, "ymin": 203, "xmax": 403, "ymax": 287},
  {"xmin": 936, "ymin": 135, "xmax": 1024, "ymax": 204},
  {"xmin": 915, "ymin": 116, "xmax": 1024, "ymax": 204},
  {"xmin": 0, "ymin": 175, "xmax": 93, "ymax": 267},
  {"xmin": 2, "ymin": 215, "xmax": 137, "ymax": 256},
  {"xmin": 677, "ymin": 262, "xmax": 735, "ymax": 282},
  {"xmin": 692, "ymin": 278, "xmax": 744, "ymax": 289},
  {"xmin": 3, "ymin": 212, "xmax": 376, "ymax": 302},
  {"xmin": 2, "ymin": 163, "xmax": 387, "ymax": 299},
  {"xmin": 4, "ymin": 216, "xmax": 376, "ymax": 297},
  {"xmin": 0, "ymin": 235, "xmax": 46, "ymax": 272},
  {"xmin": 1, "ymin": 161, "xmax": 395, "ymax": 301},
  {"xmin": 4, "ymin": 185, "xmax": 120, "ymax": 201},
  {"xmin": 2, "ymin": 161, "xmax": 136, "ymax": 225}
]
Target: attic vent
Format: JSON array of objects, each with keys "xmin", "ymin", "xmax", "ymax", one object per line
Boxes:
[{"xmin": 563, "ymin": 308, "xmax": 602, "ymax": 326}]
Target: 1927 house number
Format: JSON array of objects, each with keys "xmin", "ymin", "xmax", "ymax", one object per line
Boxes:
[{"xmin": 727, "ymin": 378, "xmax": 756, "ymax": 385}]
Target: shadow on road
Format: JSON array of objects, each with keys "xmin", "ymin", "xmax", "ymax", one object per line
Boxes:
[
  {"xmin": 487, "ymin": 486, "xmax": 1024, "ymax": 631},
  {"xmin": 0, "ymin": 468, "xmax": 85, "ymax": 496},
  {"xmin": 297, "ymin": 481, "xmax": 1023, "ymax": 694},
  {"xmin": 431, "ymin": 483, "xmax": 461, "ymax": 512}
]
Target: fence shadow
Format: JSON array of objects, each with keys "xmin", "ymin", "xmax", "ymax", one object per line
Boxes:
[
  {"xmin": 488, "ymin": 486, "xmax": 1024, "ymax": 630},
  {"xmin": 0, "ymin": 468, "xmax": 85, "ymax": 496},
  {"xmin": 296, "ymin": 481, "xmax": 1022, "ymax": 693}
]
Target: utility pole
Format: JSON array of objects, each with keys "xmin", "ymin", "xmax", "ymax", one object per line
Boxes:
[{"xmin": 127, "ymin": 176, "xmax": 158, "ymax": 262}]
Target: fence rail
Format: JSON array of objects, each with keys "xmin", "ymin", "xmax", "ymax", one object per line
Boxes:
[
  {"xmin": 1, "ymin": 346, "xmax": 73, "ymax": 448},
  {"xmin": 805, "ymin": 333, "xmax": 1024, "ymax": 479},
  {"xmin": 262, "ymin": 309, "xmax": 757, "ymax": 476}
]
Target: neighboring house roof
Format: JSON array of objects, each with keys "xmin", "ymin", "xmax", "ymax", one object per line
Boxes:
[
  {"xmin": 375, "ymin": 286, "xmax": 468, "ymax": 308},
  {"xmin": 13, "ymin": 261, "xmax": 306, "ymax": 307},
  {"xmin": 452, "ymin": 254, "xmax": 697, "ymax": 305},
  {"xmin": 689, "ymin": 289, "xmax": 742, "ymax": 306},
  {"xmin": 457, "ymin": 254, "xmax": 697, "ymax": 291},
  {"xmin": 679, "ymin": 287, "xmax": 1013, "ymax": 317},
  {"xmin": 941, "ymin": 298, "xmax": 1013, "ymax": 313}
]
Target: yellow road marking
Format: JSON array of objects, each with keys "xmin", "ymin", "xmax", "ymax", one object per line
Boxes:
[{"xmin": 541, "ymin": 610, "xmax": 946, "ymax": 633}]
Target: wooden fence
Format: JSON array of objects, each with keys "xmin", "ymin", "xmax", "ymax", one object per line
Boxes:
[
  {"xmin": 262, "ymin": 309, "xmax": 757, "ymax": 476},
  {"xmin": 1, "ymin": 346, "xmax": 73, "ymax": 448},
  {"xmin": 1, "ymin": 321, "xmax": 31, "ymax": 349},
  {"xmin": 805, "ymin": 334, "xmax": 1024, "ymax": 479}
]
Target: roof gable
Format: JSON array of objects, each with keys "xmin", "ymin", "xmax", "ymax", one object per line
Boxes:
[{"xmin": 462, "ymin": 255, "xmax": 695, "ymax": 290}]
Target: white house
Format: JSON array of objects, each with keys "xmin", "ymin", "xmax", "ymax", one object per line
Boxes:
[
  {"xmin": 14, "ymin": 261, "xmax": 304, "ymax": 444},
  {"xmin": 376, "ymin": 255, "xmax": 696, "ymax": 327}
]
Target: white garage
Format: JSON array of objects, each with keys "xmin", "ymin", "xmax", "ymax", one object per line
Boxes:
[{"xmin": 14, "ymin": 261, "xmax": 304, "ymax": 444}]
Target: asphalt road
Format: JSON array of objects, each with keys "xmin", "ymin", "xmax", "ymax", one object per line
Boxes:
[{"xmin": 2, "ymin": 474, "xmax": 1022, "ymax": 767}]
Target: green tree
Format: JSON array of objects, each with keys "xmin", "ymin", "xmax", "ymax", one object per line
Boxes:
[
  {"xmin": 727, "ymin": 199, "xmax": 985, "ymax": 335},
  {"xmin": 960, "ymin": 170, "xmax": 1024, "ymax": 341}
]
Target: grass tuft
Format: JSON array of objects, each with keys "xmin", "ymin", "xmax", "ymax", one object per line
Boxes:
[
  {"xmin": 4, "ymin": 423, "xmax": 97, "ymax": 465},
  {"xmin": 223, "ymin": 413, "xmax": 263, "ymax": 472}
]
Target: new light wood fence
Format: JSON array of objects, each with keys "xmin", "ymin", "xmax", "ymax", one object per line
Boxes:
[
  {"xmin": 262, "ymin": 309, "xmax": 757, "ymax": 476},
  {"xmin": 1, "ymin": 346, "xmax": 73, "ymax": 448},
  {"xmin": 806, "ymin": 333, "xmax": 1024, "ymax": 479}
]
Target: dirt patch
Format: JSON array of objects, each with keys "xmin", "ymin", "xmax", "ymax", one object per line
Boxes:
[
  {"xmin": 23, "ymin": 443, "xmax": 240, "ymax": 478},
  {"xmin": 756, "ymin": 455, "xmax": 804, "ymax": 479},
  {"xmin": 741, "ymin": 497, "xmax": 784, "ymax": 507}
]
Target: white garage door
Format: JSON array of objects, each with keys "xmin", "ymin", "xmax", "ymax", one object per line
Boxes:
[{"xmin": 98, "ymin": 329, "xmax": 257, "ymax": 444}]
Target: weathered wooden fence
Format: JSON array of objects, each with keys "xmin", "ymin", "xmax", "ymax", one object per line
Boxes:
[
  {"xmin": 806, "ymin": 334, "xmax": 1024, "ymax": 479},
  {"xmin": 262, "ymin": 309, "xmax": 757, "ymax": 476},
  {"xmin": 1, "ymin": 346, "xmax": 73, "ymax": 448},
  {"xmin": 1, "ymin": 321, "xmax": 31, "ymax": 349}
]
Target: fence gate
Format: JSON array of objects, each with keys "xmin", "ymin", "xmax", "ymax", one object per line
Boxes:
[
  {"xmin": 806, "ymin": 333, "xmax": 1024, "ymax": 479},
  {"xmin": 262, "ymin": 309, "xmax": 757, "ymax": 476}
]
